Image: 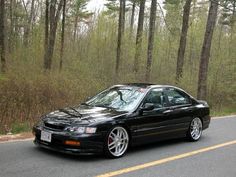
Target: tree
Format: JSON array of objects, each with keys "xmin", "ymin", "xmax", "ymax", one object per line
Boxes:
[
  {"xmin": 163, "ymin": 0, "xmax": 182, "ymax": 35},
  {"xmin": 130, "ymin": 0, "xmax": 137, "ymax": 35},
  {"xmin": 8, "ymin": 0, "xmax": 15, "ymax": 52},
  {"xmin": 105, "ymin": 0, "xmax": 120, "ymax": 16},
  {"xmin": 145, "ymin": 0, "xmax": 157, "ymax": 82},
  {"xmin": 134, "ymin": 0, "xmax": 146, "ymax": 73},
  {"xmin": 197, "ymin": 0, "xmax": 219, "ymax": 100},
  {"xmin": 43, "ymin": 0, "xmax": 64, "ymax": 70},
  {"xmin": 0, "ymin": 0, "xmax": 6, "ymax": 73},
  {"xmin": 72, "ymin": 0, "xmax": 92, "ymax": 41},
  {"xmin": 43, "ymin": 0, "xmax": 49, "ymax": 70},
  {"xmin": 176, "ymin": 0, "xmax": 192, "ymax": 82},
  {"xmin": 115, "ymin": 0, "xmax": 126, "ymax": 77},
  {"xmin": 23, "ymin": 0, "xmax": 35, "ymax": 46},
  {"xmin": 59, "ymin": 0, "xmax": 66, "ymax": 71}
]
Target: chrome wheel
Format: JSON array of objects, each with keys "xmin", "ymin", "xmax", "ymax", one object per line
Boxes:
[
  {"xmin": 107, "ymin": 127, "xmax": 129, "ymax": 157},
  {"xmin": 190, "ymin": 117, "xmax": 202, "ymax": 141}
]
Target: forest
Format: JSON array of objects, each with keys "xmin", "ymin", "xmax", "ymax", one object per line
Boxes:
[{"xmin": 0, "ymin": 0, "xmax": 235, "ymax": 134}]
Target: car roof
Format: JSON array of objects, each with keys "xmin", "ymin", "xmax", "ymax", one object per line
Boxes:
[
  {"xmin": 115, "ymin": 83, "xmax": 176, "ymax": 89},
  {"xmin": 114, "ymin": 83, "xmax": 196, "ymax": 100}
]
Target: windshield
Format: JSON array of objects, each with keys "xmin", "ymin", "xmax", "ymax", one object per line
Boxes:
[{"xmin": 86, "ymin": 86, "xmax": 147, "ymax": 112}]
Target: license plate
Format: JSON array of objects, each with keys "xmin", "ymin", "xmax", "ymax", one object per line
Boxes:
[{"xmin": 40, "ymin": 130, "xmax": 52, "ymax": 143}]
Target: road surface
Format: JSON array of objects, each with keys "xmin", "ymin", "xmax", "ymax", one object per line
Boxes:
[{"xmin": 0, "ymin": 116, "xmax": 236, "ymax": 177}]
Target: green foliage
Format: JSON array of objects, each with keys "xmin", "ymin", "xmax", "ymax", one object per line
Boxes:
[
  {"xmin": 72, "ymin": 0, "xmax": 92, "ymax": 17},
  {"xmin": 11, "ymin": 122, "xmax": 31, "ymax": 134},
  {"xmin": 219, "ymin": 0, "xmax": 236, "ymax": 27},
  {"xmin": 163, "ymin": 0, "xmax": 183, "ymax": 35}
]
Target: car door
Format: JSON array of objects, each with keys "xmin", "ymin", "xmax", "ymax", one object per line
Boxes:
[
  {"xmin": 129, "ymin": 88, "xmax": 171, "ymax": 144},
  {"xmin": 162, "ymin": 87, "xmax": 194, "ymax": 134}
]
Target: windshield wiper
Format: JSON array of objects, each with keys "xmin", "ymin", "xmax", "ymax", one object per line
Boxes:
[
  {"xmin": 68, "ymin": 107, "xmax": 83, "ymax": 117},
  {"xmin": 81, "ymin": 102, "xmax": 89, "ymax": 106},
  {"xmin": 59, "ymin": 107, "xmax": 82, "ymax": 118}
]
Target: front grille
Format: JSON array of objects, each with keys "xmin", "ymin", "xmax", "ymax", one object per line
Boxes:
[{"xmin": 44, "ymin": 122, "xmax": 65, "ymax": 130}]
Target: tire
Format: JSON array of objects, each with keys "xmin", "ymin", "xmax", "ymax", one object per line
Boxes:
[
  {"xmin": 187, "ymin": 117, "xmax": 203, "ymax": 141},
  {"xmin": 104, "ymin": 126, "xmax": 129, "ymax": 158}
]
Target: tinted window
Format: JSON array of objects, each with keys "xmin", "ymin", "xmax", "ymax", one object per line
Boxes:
[
  {"xmin": 165, "ymin": 88, "xmax": 191, "ymax": 106},
  {"xmin": 143, "ymin": 88, "xmax": 167, "ymax": 108}
]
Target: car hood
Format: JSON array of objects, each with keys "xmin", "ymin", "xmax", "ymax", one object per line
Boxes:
[{"xmin": 43, "ymin": 104, "xmax": 127, "ymax": 126}]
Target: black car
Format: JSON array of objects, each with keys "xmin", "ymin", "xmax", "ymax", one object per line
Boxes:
[{"xmin": 33, "ymin": 83, "xmax": 210, "ymax": 158}]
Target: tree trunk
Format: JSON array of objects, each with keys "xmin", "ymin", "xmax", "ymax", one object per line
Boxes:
[
  {"xmin": 59, "ymin": 0, "xmax": 66, "ymax": 71},
  {"xmin": 122, "ymin": 0, "xmax": 126, "ymax": 33},
  {"xmin": 115, "ymin": 0, "xmax": 126, "ymax": 77},
  {"xmin": 133, "ymin": 0, "xmax": 146, "ymax": 73},
  {"xmin": 145, "ymin": 0, "xmax": 157, "ymax": 82},
  {"xmin": 43, "ymin": 0, "xmax": 49, "ymax": 70},
  {"xmin": 130, "ymin": 0, "xmax": 136, "ymax": 36},
  {"xmin": 197, "ymin": 0, "xmax": 218, "ymax": 100},
  {"xmin": 24, "ymin": 0, "xmax": 35, "ymax": 47},
  {"xmin": 229, "ymin": 0, "xmax": 236, "ymax": 82},
  {"xmin": 176, "ymin": 0, "xmax": 192, "ymax": 82},
  {"xmin": 9, "ymin": 0, "xmax": 14, "ymax": 52},
  {"xmin": 44, "ymin": 0, "xmax": 63, "ymax": 70},
  {"xmin": 73, "ymin": 14, "xmax": 79, "ymax": 42},
  {"xmin": 0, "ymin": 0, "xmax": 6, "ymax": 73}
]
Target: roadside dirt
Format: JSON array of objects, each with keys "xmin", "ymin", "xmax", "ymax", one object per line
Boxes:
[{"xmin": 0, "ymin": 132, "xmax": 33, "ymax": 143}]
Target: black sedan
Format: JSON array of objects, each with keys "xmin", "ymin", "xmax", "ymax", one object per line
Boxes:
[{"xmin": 33, "ymin": 83, "xmax": 210, "ymax": 158}]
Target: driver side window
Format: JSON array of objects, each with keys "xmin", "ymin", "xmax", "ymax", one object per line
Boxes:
[{"xmin": 143, "ymin": 89, "xmax": 166, "ymax": 109}]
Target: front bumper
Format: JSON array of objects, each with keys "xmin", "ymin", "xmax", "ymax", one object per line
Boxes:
[{"xmin": 33, "ymin": 126, "xmax": 104, "ymax": 155}]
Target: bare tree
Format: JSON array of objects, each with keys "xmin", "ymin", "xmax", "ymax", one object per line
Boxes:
[
  {"xmin": 130, "ymin": 0, "xmax": 136, "ymax": 35},
  {"xmin": 145, "ymin": 0, "xmax": 157, "ymax": 82},
  {"xmin": 115, "ymin": 0, "xmax": 126, "ymax": 76},
  {"xmin": 197, "ymin": 0, "xmax": 218, "ymax": 100},
  {"xmin": 9, "ymin": 0, "xmax": 15, "ymax": 52},
  {"xmin": 72, "ymin": 0, "xmax": 91, "ymax": 42},
  {"xmin": 176, "ymin": 0, "xmax": 192, "ymax": 82},
  {"xmin": 0, "ymin": 0, "xmax": 6, "ymax": 73},
  {"xmin": 23, "ymin": 0, "xmax": 35, "ymax": 46},
  {"xmin": 133, "ymin": 0, "xmax": 146, "ymax": 73},
  {"xmin": 43, "ymin": 0, "xmax": 64, "ymax": 70},
  {"xmin": 43, "ymin": 0, "xmax": 49, "ymax": 70},
  {"xmin": 59, "ymin": 0, "xmax": 66, "ymax": 71}
]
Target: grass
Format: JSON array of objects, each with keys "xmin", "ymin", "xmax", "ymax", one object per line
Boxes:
[
  {"xmin": 211, "ymin": 107, "xmax": 236, "ymax": 117},
  {"xmin": 11, "ymin": 122, "xmax": 32, "ymax": 134}
]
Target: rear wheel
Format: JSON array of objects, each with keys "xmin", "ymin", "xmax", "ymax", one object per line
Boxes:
[
  {"xmin": 187, "ymin": 117, "xmax": 203, "ymax": 141},
  {"xmin": 104, "ymin": 126, "xmax": 129, "ymax": 158}
]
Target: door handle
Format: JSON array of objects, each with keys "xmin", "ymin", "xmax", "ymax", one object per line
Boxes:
[
  {"xmin": 163, "ymin": 109, "xmax": 173, "ymax": 115},
  {"xmin": 186, "ymin": 109, "xmax": 193, "ymax": 112}
]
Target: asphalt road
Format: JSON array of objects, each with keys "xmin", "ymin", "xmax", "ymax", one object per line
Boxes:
[{"xmin": 0, "ymin": 116, "xmax": 236, "ymax": 177}]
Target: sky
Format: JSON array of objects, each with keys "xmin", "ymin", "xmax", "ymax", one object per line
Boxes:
[
  {"xmin": 86, "ymin": 0, "xmax": 165, "ymax": 12},
  {"xmin": 87, "ymin": 0, "xmax": 106, "ymax": 11}
]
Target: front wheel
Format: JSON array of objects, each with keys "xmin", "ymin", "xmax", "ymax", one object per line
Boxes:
[
  {"xmin": 104, "ymin": 126, "xmax": 129, "ymax": 158},
  {"xmin": 187, "ymin": 117, "xmax": 203, "ymax": 141}
]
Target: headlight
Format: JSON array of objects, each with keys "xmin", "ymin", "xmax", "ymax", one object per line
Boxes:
[
  {"xmin": 66, "ymin": 127, "xmax": 97, "ymax": 134},
  {"xmin": 85, "ymin": 127, "xmax": 97, "ymax": 134},
  {"xmin": 75, "ymin": 127, "xmax": 86, "ymax": 134}
]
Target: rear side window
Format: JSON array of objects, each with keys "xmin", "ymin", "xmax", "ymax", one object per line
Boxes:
[{"xmin": 165, "ymin": 88, "xmax": 191, "ymax": 106}]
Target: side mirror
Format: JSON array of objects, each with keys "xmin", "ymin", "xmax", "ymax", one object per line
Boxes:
[{"xmin": 141, "ymin": 103, "xmax": 155, "ymax": 112}]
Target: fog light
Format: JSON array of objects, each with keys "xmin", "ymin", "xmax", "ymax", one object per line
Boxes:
[{"xmin": 64, "ymin": 140, "xmax": 80, "ymax": 146}]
